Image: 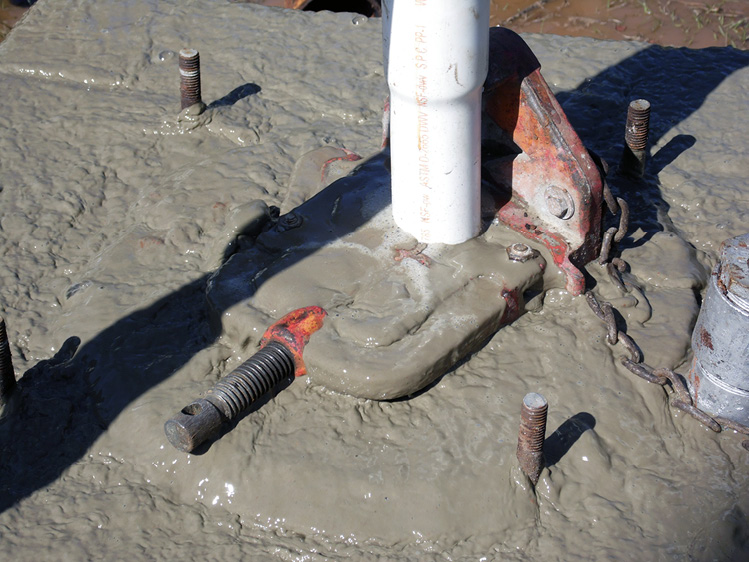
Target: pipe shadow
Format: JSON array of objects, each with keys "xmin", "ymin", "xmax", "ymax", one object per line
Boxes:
[
  {"xmin": 1, "ymin": 37, "xmax": 748, "ymax": 514},
  {"xmin": 304, "ymin": 0, "xmax": 381, "ymax": 17},
  {"xmin": 0, "ymin": 154, "xmax": 390, "ymax": 512}
]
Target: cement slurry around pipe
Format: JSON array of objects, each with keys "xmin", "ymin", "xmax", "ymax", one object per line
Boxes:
[
  {"xmin": 205, "ymin": 150, "xmax": 547, "ymax": 400},
  {"xmin": 0, "ymin": 1, "xmax": 748, "ymax": 559}
]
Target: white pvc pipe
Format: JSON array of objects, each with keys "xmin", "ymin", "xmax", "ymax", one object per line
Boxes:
[{"xmin": 382, "ymin": 0, "xmax": 490, "ymax": 245}]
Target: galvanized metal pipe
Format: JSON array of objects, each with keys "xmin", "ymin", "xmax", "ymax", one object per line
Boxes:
[{"xmin": 688, "ymin": 233, "xmax": 749, "ymax": 425}]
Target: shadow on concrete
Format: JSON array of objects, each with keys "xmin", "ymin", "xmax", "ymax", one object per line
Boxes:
[
  {"xmin": 1, "ymin": 38, "xmax": 748, "ymax": 514},
  {"xmin": 208, "ymin": 82, "xmax": 261, "ymax": 109},
  {"xmin": 556, "ymin": 44, "xmax": 749, "ymax": 249},
  {"xmin": 544, "ymin": 411, "xmax": 596, "ymax": 466}
]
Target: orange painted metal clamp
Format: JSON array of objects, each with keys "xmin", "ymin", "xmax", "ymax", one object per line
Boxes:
[
  {"xmin": 482, "ymin": 27, "xmax": 604, "ymax": 295},
  {"xmin": 260, "ymin": 305, "xmax": 327, "ymax": 377}
]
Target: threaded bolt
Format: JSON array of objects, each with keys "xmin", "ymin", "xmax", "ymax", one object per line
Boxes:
[
  {"xmin": 165, "ymin": 341, "xmax": 294, "ymax": 452},
  {"xmin": 620, "ymin": 99, "xmax": 651, "ymax": 177},
  {"xmin": 0, "ymin": 317, "xmax": 16, "ymax": 406},
  {"xmin": 179, "ymin": 48, "xmax": 202, "ymax": 110},
  {"xmin": 208, "ymin": 341, "xmax": 293, "ymax": 419},
  {"xmin": 516, "ymin": 392, "xmax": 548, "ymax": 485},
  {"xmin": 625, "ymin": 99, "xmax": 651, "ymax": 150}
]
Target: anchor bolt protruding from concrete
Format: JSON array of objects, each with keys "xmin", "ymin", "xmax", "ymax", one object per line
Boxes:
[
  {"xmin": 179, "ymin": 48, "xmax": 202, "ymax": 110},
  {"xmin": 620, "ymin": 99, "xmax": 651, "ymax": 177},
  {"xmin": 517, "ymin": 392, "xmax": 548, "ymax": 485}
]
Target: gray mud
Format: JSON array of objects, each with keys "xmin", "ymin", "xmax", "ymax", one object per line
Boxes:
[{"xmin": 1, "ymin": 1, "xmax": 748, "ymax": 559}]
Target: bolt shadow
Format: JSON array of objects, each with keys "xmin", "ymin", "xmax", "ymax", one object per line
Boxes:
[
  {"xmin": 1, "ymin": 33, "xmax": 749, "ymax": 514},
  {"xmin": 649, "ymin": 134, "xmax": 696, "ymax": 177},
  {"xmin": 544, "ymin": 412, "xmax": 596, "ymax": 467},
  {"xmin": 207, "ymin": 82, "xmax": 261, "ymax": 109}
]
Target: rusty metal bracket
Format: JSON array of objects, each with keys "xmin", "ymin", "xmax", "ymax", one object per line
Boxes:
[{"xmin": 482, "ymin": 27, "xmax": 603, "ymax": 295}]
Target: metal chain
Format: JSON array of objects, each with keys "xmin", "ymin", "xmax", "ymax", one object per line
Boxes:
[{"xmin": 585, "ymin": 177, "xmax": 749, "ymax": 449}]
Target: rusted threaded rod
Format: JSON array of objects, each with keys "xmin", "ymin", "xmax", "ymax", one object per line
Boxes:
[
  {"xmin": 179, "ymin": 48, "xmax": 202, "ymax": 110},
  {"xmin": 625, "ymin": 99, "xmax": 651, "ymax": 151},
  {"xmin": 517, "ymin": 392, "xmax": 548, "ymax": 485},
  {"xmin": 165, "ymin": 341, "xmax": 294, "ymax": 453},
  {"xmin": 0, "ymin": 317, "xmax": 16, "ymax": 406},
  {"xmin": 165, "ymin": 306, "xmax": 326, "ymax": 454},
  {"xmin": 619, "ymin": 99, "xmax": 651, "ymax": 177}
]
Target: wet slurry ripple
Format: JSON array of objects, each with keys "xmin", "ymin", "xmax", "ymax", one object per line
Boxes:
[{"xmin": 0, "ymin": 1, "xmax": 748, "ymax": 559}]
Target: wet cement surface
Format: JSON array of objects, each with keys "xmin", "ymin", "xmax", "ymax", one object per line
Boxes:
[{"xmin": 1, "ymin": 0, "xmax": 748, "ymax": 559}]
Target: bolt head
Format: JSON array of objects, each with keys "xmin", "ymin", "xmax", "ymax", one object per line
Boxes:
[
  {"xmin": 179, "ymin": 48, "xmax": 199, "ymax": 60},
  {"xmin": 629, "ymin": 99, "xmax": 651, "ymax": 113},
  {"xmin": 507, "ymin": 243, "xmax": 534, "ymax": 263},
  {"xmin": 523, "ymin": 392, "xmax": 548, "ymax": 410},
  {"xmin": 545, "ymin": 186, "xmax": 575, "ymax": 220}
]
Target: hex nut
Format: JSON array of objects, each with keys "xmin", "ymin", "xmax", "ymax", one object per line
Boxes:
[
  {"xmin": 507, "ymin": 243, "xmax": 534, "ymax": 263},
  {"xmin": 278, "ymin": 212, "xmax": 303, "ymax": 231}
]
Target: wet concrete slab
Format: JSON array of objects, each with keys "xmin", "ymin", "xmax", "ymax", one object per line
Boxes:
[{"xmin": 0, "ymin": 1, "xmax": 748, "ymax": 559}]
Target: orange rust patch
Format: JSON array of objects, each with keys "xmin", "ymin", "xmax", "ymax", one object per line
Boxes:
[
  {"xmin": 689, "ymin": 355, "xmax": 701, "ymax": 402},
  {"xmin": 699, "ymin": 327, "xmax": 714, "ymax": 351},
  {"xmin": 320, "ymin": 151, "xmax": 362, "ymax": 183},
  {"xmin": 138, "ymin": 236, "xmax": 165, "ymax": 249},
  {"xmin": 261, "ymin": 306, "xmax": 327, "ymax": 377}
]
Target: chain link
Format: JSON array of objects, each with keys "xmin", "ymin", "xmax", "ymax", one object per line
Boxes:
[{"xmin": 585, "ymin": 176, "xmax": 749, "ymax": 449}]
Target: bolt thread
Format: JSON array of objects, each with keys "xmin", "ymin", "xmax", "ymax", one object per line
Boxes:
[
  {"xmin": 516, "ymin": 393, "xmax": 548, "ymax": 485},
  {"xmin": 0, "ymin": 317, "xmax": 16, "ymax": 402},
  {"xmin": 624, "ymin": 99, "xmax": 650, "ymax": 151},
  {"xmin": 179, "ymin": 49, "xmax": 202, "ymax": 109},
  {"xmin": 178, "ymin": 49, "xmax": 200, "ymax": 71},
  {"xmin": 207, "ymin": 341, "xmax": 294, "ymax": 419},
  {"xmin": 519, "ymin": 403, "xmax": 548, "ymax": 450}
]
